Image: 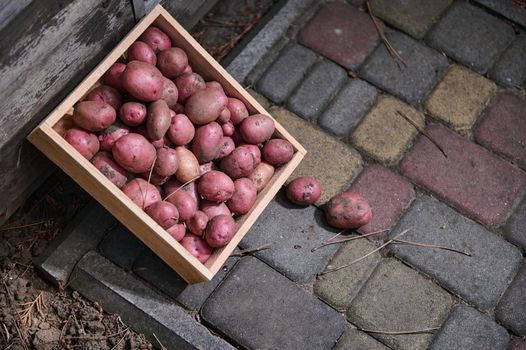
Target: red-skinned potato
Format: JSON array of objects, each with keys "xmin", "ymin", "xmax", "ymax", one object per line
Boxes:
[
  {"xmin": 186, "ymin": 210, "xmax": 208, "ymax": 236},
  {"xmin": 140, "ymin": 170, "xmax": 169, "ymax": 186},
  {"xmin": 205, "ymin": 81, "xmax": 224, "ymax": 93},
  {"xmin": 240, "ymin": 114, "xmax": 275, "ymax": 144},
  {"xmin": 164, "ymin": 178, "xmax": 200, "ymax": 207},
  {"xmin": 222, "ymin": 122, "xmax": 235, "ymax": 136},
  {"xmin": 119, "ymin": 102, "xmax": 147, "ymax": 126},
  {"xmin": 175, "ymin": 73, "xmax": 205, "ymax": 103},
  {"xmin": 173, "ymin": 103, "xmax": 185, "ymax": 114},
  {"xmin": 166, "ymin": 223, "xmax": 186, "ymax": 242},
  {"xmin": 161, "ymin": 78, "xmax": 179, "ymax": 108},
  {"xmin": 133, "ymin": 125, "xmax": 172, "ymax": 149},
  {"xmin": 216, "ymin": 137, "xmax": 235, "ymax": 160},
  {"xmin": 217, "ymin": 107, "xmax": 231, "ymax": 124},
  {"xmin": 227, "ymin": 178, "xmax": 257, "ymax": 215},
  {"xmin": 112, "ymin": 133, "xmax": 156, "ymax": 173},
  {"xmin": 155, "ymin": 147, "xmax": 178, "ymax": 177},
  {"xmin": 249, "ymin": 162, "xmax": 274, "ymax": 192},
  {"xmin": 174, "ymin": 146, "xmax": 200, "ymax": 182},
  {"xmin": 181, "ymin": 233, "xmax": 212, "ymax": 263},
  {"xmin": 104, "ymin": 63, "xmax": 126, "ymax": 91},
  {"xmin": 240, "ymin": 144, "xmax": 261, "ymax": 166},
  {"xmin": 200, "ymin": 200, "xmax": 231, "ymax": 219},
  {"xmin": 167, "ymin": 114, "xmax": 195, "ymax": 146},
  {"xmin": 127, "ymin": 41, "xmax": 157, "ymax": 65},
  {"xmin": 145, "ymin": 201, "xmax": 179, "ymax": 229},
  {"xmin": 85, "ymin": 85, "xmax": 123, "ymax": 111},
  {"xmin": 198, "ymin": 170, "xmax": 235, "ymax": 202},
  {"xmin": 199, "ymin": 162, "xmax": 218, "ymax": 175},
  {"xmin": 147, "ymin": 99, "xmax": 171, "ymax": 140},
  {"xmin": 185, "ymin": 88, "xmax": 228, "ymax": 125},
  {"xmin": 191, "ymin": 122, "xmax": 223, "ymax": 163},
  {"xmin": 286, "ymin": 176, "xmax": 322, "ymax": 205},
  {"xmin": 220, "ymin": 145, "xmax": 258, "ymax": 179},
  {"xmin": 227, "ymin": 98, "xmax": 249, "ymax": 125},
  {"xmin": 64, "ymin": 128, "xmax": 99, "ymax": 160},
  {"xmin": 205, "ymin": 214, "xmax": 235, "ymax": 248},
  {"xmin": 97, "ymin": 122, "xmax": 130, "ymax": 151},
  {"xmin": 73, "ymin": 101, "xmax": 116, "ymax": 132},
  {"xmin": 263, "ymin": 139, "xmax": 294, "ymax": 166},
  {"xmin": 122, "ymin": 178, "xmax": 161, "ymax": 209},
  {"xmin": 324, "ymin": 192, "xmax": 372, "ymax": 229},
  {"xmin": 91, "ymin": 152, "xmax": 128, "ymax": 188},
  {"xmin": 122, "ymin": 60, "xmax": 164, "ymax": 101},
  {"xmin": 157, "ymin": 47, "xmax": 188, "ymax": 78},
  {"xmin": 165, "ymin": 190, "xmax": 197, "ymax": 221},
  {"xmin": 138, "ymin": 26, "xmax": 171, "ymax": 53}
]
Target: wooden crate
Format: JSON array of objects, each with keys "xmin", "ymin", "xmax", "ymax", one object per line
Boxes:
[{"xmin": 27, "ymin": 5, "xmax": 306, "ymax": 284}]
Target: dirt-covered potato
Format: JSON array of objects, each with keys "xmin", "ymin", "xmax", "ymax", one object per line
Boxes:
[
  {"xmin": 239, "ymin": 114, "xmax": 275, "ymax": 144},
  {"xmin": 97, "ymin": 122, "xmax": 130, "ymax": 151},
  {"xmin": 157, "ymin": 47, "xmax": 188, "ymax": 78},
  {"xmin": 73, "ymin": 101, "xmax": 116, "ymax": 132},
  {"xmin": 191, "ymin": 122, "xmax": 223, "ymax": 163},
  {"xmin": 285, "ymin": 176, "xmax": 322, "ymax": 206},
  {"xmin": 226, "ymin": 178, "xmax": 257, "ymax": 215},
  {"xmin": 91, "ymin": 151, "xmax": 128, "ymax": 188},
  {"xmin": 262, "ymin": 139, "xmax": 294, "ymax": 166},
  {"xmin": 138, "ymin": 26, "xmax": 171, "ymax": 53},
  {"xmin": 85, "ymin": 85, "xmax": 123, "ymax": 111},
  {"xmin": 324, "ymin": 192, "xmax": 372, "ymax": 229},
  {"xmin": 122, "ymin": 61, "xmax": 164, "ymax": 102},
  {"xmin": 122, "ymin": 178, "xmax": 161, "ymax": 209},
  {"xmin": 185, "ymin": 88, "xmax": 228, "ymax": 125},
  {"xmin": 248, "ymin": 162, "xmax": 274, "ymax": 192},
  {"xmin": 127, "ymin": 41, "xmax": 157, "ymax": 65},
  {"xmin": 167, "ymin": 114, "xmax": 195, "ymax": 146},
  {"xmin": 64, "ymin": 128, "xmax": 99, "ymax": 160},
  {"xmin": 198, "ymin": 171, "xmax": 235, "ymax": 203},
  {"xmin": 112, "ymin": 133, "xmax": 156, "ymax": 173},
  {"xmin": 205, "ymin": 214, "xmax": 235, "ymax": 248}
]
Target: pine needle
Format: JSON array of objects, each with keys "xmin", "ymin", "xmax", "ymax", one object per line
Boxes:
[
  {"xmin": 311, "ymin": 229, "xmax": 390, "ymax": 252},
  {"xmin": 393, "ymin": 239, "xmax": 471, "ymax": 256},
  {"xmin": 231, "ymin": 243, "xmax": 273, "ymax": 256},
  {"xmin": 358, "ymin": 326, "xmax": 439, "ymax": 335},
  {"xmin": 396, "ymin": 110, "xmax": 448, "ymax": 158}
]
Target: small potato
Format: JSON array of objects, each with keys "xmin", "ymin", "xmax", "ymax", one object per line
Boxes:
[
  {"xmin": 156, "ymin": 47, "xmax": 188, "ymax": 79},
  {"xmin": 92, "ymin": 152, "xmax": 128, "ymax": 188},
  {"xmin": 167, "ymin": 114, "xmax": 195, "ymax": 146},
  {"xmin": 165, "ymin": 190, "xmax": 197, "ymax": 221},
  {"xmin": 199, "ymin": 161, "xmax": 218, "ymax": 175},
  {"xmin": 220, "ymin": 145, "xmax": 258, "ymax": 179},
  {"xmin": 222, "ymin": 122, "xmax": 235, "ymax": 136},
  {"xmin": 104, "ymin": 63, "xmax": 126, "ymax": 91},
  {"xmin": 112, "ymin": 133, "xmax": 156, "ymax": 173},
  {"xmin": 174, "ymin": 146, "xmax": 200, "ymax": 182},
  {"xmin": 166, "ymin": 223, "xmax": 186, "ymax": 242},
  {"xmin": 216, "ymin": 137, "xmax": 235, "ymax": 160},
  {"xmin": 227, "ymin": 178, "xmax": 257, "ymax": 215},
  {"xmin": 147, "ymin": 99, "xmax": 171, "ymax": 140},
  {"xmin": 97, "ymin": 122, "xmax": 130, "ymax": 151},
  {"xmin": 127, "ymin": 41, "xmax": 157, "ymax": 65},
  {"xmin": 140, "ymin": 170, "xmax": 169, "ymax": 186},
  {"xmin": 240, "ymin": 114, "xmax": 275, "ymax": 144},
  {"xmin": 205, "ymin": 214, "xmax": 235, "ymax": 248},
  {"xmin": 64, "ymin": 128, "xmax": 99, "ymax": 160},
  {"xmin": 185, "ymin": 88, "xmax": 228, "ymax": 125},
  {"xmin": 249, "ymin": 162, "xmax": 274, "ymax": 192},
  {"xmin": 186, "ymin": 210, "xmax": 208, "ymax": 236},
  {"xmin": 161, "ymin": 78, "xmax": 179, "ymax": 109},
  {"xmin": 262, "ymin": 139, "xmax": 294, "ymax": 166},
  {"xmin": 205, "ymin": 81, "xmax": 224, "ymax": 93},
  {"xmin": 85, "ymin": 85, "xmax": 123, "ymax": 111},
  {"xmin": 217, "ymin": 107, "xmax": 231, "ymax": 124},
  {"xmin": 227, "ymin": 98, "xmax": 249, "ymax": 125},
  {"xmin": 200, "ymin": 200, "xmax": 231, "ymax": 219},
  {"xmin": 325, "ymin": 192, "xmax": 372, "ymax": 229},
  {"xmin": 155, "ymin": 147, "xmax": 178, "ymax": 177},
  {"xmin": 175, "ymin": 73, "xmax": 205, "ymax": 103},
  {"xmin": 285, "ymin": 176, "xmax": 321, "ymax": 205},
  {"xmin": 145, "ymin": 201, "xmax": 179, "ymax": 229},
  {"xmin": 198, "ymin": 170, "xmax": 235, "ymax": 202},
  {"xmin": 181, "ymin": 233, "xmax": 213, "ymax": 263},
  {"xmin": 122, "ymin": 60, "xmax": 164, "ymax": 101},
  {"xmin": 191, "ymin": 122, "xmax": 223, "ymax": 163},
  {"xmin": 73, "ymin": 101, "xmax": 116, "ymax": 132},
  {"xmin": 138, "ymin": 26, "xmax": 171, "ymax": 53},
  {"xmin": 119, "ymin": 102, "xmax": 147, "ymax": 126},
  {"xmin": 122, "ymin": 178, "xmax": 161, "ymax": 209}
]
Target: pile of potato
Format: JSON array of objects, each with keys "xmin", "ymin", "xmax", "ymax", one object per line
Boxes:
[{"xmin": 64, "ymin": 26, "xmax": 296, "ymax": 264}]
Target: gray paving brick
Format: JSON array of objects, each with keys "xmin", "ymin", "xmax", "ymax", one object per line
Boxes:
[
  {"xmin": 348, "ymin": 258, "xmax": 453, "ymax": 350},
  {"xmin": 505, "ymin": 198, "xmax": 526, "ymax": 252},
  {"xmin": 318, "ymin": 79, "xmax": 377, "ymax": 138},
  {"xmin": 70, "ymin": 251, "xmax": 234, "ymax": 350},
  {"xmin": 133, "ymin": 249, "xmax": 239, "ymax": 311},
  {"xmin": 34, "ymin": 201, "xmax": 115, "ymax": 286},
  {"xmin": 239, "ymin": 191, "xmax": 340, "ymax": 284},
  {"xmin": 256, "ymin": 43, "xmax": 317, "ymax": 104},
  {"xmin": 287, "ymin": 59, "xmax": 347, "ymax": 121},
  {"xmin": 496, "ymin": 263, "xmax": 526, "ymax": 336},
  {"xmin": 98, "ymin": 224, "xmax": 146, "ymax": 271},
  {"xmin": 244, "ymin": 37, "xmax": 289, "ymax": 87},
  {"xmin": 389, "ymin": 196, "xmax": 523, "ymax": 310},
  {"xmin": 201, "ymin": 256, "xmax": 346, "ymax": 349},
  {"xmin": 426, "ymin": 2, "xmax": 515, "ymax": 74},
  {"xmin": 429, "ymin": 305, "xmax": 509, "ymax": 350},
  {"xmin": 334, "ymin": 328, "xmax": 390, "ymax": 350},
  {"xmin": 474, "ymin": 0, "xmax": 526, "ymax": 28},
  {"xmin": 359, "ymin": 31, "xmax": 448, "ymax": 106},
  {"xmin": 490, "ymin": 33, "xmax": 526, "ymax": 88}
]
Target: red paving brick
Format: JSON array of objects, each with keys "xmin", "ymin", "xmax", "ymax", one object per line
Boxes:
[
  {"xmin": 400, "ymin": 123, "xmax": 526, "ymax": 226},
  {"xmin": 475, "ymin": 92, "xmax": 526, "ymax": 170},
  {"xmin": 348, "ymin": 164, "xmax": 414, "ymax": 239},
  {"xmin": 298, "ymin": 2, "xmax": 379, "ymax": 69}
]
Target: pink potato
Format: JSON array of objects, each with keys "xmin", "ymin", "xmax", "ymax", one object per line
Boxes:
[
  {"xmin": 240, "ymin": 114, "xmax": 275, "ymax": 144},
  {"xmin": 248, "ymin": 162, "xmax": 274, "ymax": 192},
  {"xmin": 199, "ymin": 161, "xmax": 218, "ymax": 175},
  {"xmin": 200, "ymin": 200, "xmax": 231, "ymax": 219},
  {"xmin": 185, "ymin": 88, "xmax": 228, "ymax": 125},
  {"xmin": 127, "ymin": 41, "xmax": 156, "ymax": 65},
  {"xmin": 174, "ymin": 146, "xmax": 200, "ymax": 183},
  {"xmin": 155, "ymin": 147, "xmax": 178, "ymax": 177},
  {"xmin": 166, "ymin": 223, "xmax": 186, "ymax": 242},
  {"xmin": 65, "ymin": 128, "xmax": 99, "ymax": 160},
  {"xmin": 217, "ymin": 107, "xmax": 231, "ymax": 124},
  {"xmin": 227, "ymin": 98, "xmax": 249, "ymax": 125},
  {"xmin": 227, "ymin": 178, "xmax": 257, "ymax": 215},
  {"xmin": 216, "ymin": 137, "xmax": 235, "ymax": 160},
  {"xmin": 145, "ymin": 201, "xmax": 179, "ymax": 229},
  {"xmin": 73, "ymin": 101, "xmax": 116, "ymax": 132},
  {"xmin": 104, "ymin": 63, "xmax": 126, "ymax": 91},
  {"xmin": 85, "ymin": 85, "xmax": 123, "ymax": 111},
  {"xmin": 239, "ymin": 144, "xmax": 261, "ymax": 166},
  {"xmin": 112, "ymin": 133, "xmax": 156, "ymax": 173},
  {"xmin": 186, "ymin": 210, "xmax": 208, "ymax": 236},
  {"xmin": 122, "ymin": 178, "xmax": 161, "ymax": 209},
  {"xmin": 262, "ymin": 138, "xmax": 294, "ymax": 166},
  {"xmin": 191, "ymin": 122, "xmax": 223, "ymax": 163},
  {"xmin": 222, "ymin": 122, "xmax": 235, "ymax": 136},
  {"xmin": 97, "ymin": 122, "xmax": 130, "ymax": 151},
  {"xmin": 324, "ymin": 192, "xmax": 372, "ymax": 229},
  {"xmin": 198, "ymin": 170, "xmax": 235, "ymax": 202},
  {"xmin": 122, "ymin": 61, "xmax": 164, "ymax": 102},
  {"xmin": 220, "ymin": 145, "xmax": 258, "ymax": 179},
  {"xmin": 173, "ymin": 103, "xmax": 185, "ymax": 114},
  {"xmin": 147, "ymin": 99, "xmax": 171, "ymax": 140},
  {"xmin": 175, "ymin": 73, "xmax": 205, "ymax": 103},
  {"xmin": 157, "ymin": 47, "xmax": 188, "ymax": 79},
  {"xmin": 161, "ymin": 78, "xmax": 179, "ymax": 109},
  {"xmin": 205, "ymin": 81, "xmax": 224, "ymax": 93},
  {"xmin": 140, "ymin": 170, "xmax": 169, "ymax": 186},
  {"xmin": 165, "ymin": 190, "xmax": 197, "ymax": 221},
  {"xmin": 91, "ymin": 152, "xmax": 128, "ymax": 188},
  {"xmin": 164, "ymin": 178, "xmax": 200, "ymax": 206},
  {"xmin": 119, "ymin": 102, "xmax": 147, "ymax": 126},
  {"xmin": 181, "ymin": 233, "xmax": 213, "ymax": 263},
  {"xmin": 285, "ymin": 176, "xmax": 322, "ymax": 206},
  {"xmin": 167, "ymin": 114, "xmax": 195, "ymax": 146},
  {"xmin": 138, "ymin": 26, "xmax": 171, "ymax": 53},
  {"xmin": 205, "ymin": 214, "xmax": 235, "ymax": 248}
]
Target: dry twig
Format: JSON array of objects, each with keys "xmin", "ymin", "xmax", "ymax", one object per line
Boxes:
[
  {"xmin": 396, "ymin": 110, "xmax": 448, "ymax": 158},
  {"xmin": 17, "ymin": 292, "xmax": 46, "ymax": 328},
  {"xmin": 230, "ymin": 243, "xmax": 273, "ymax": 256}
]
